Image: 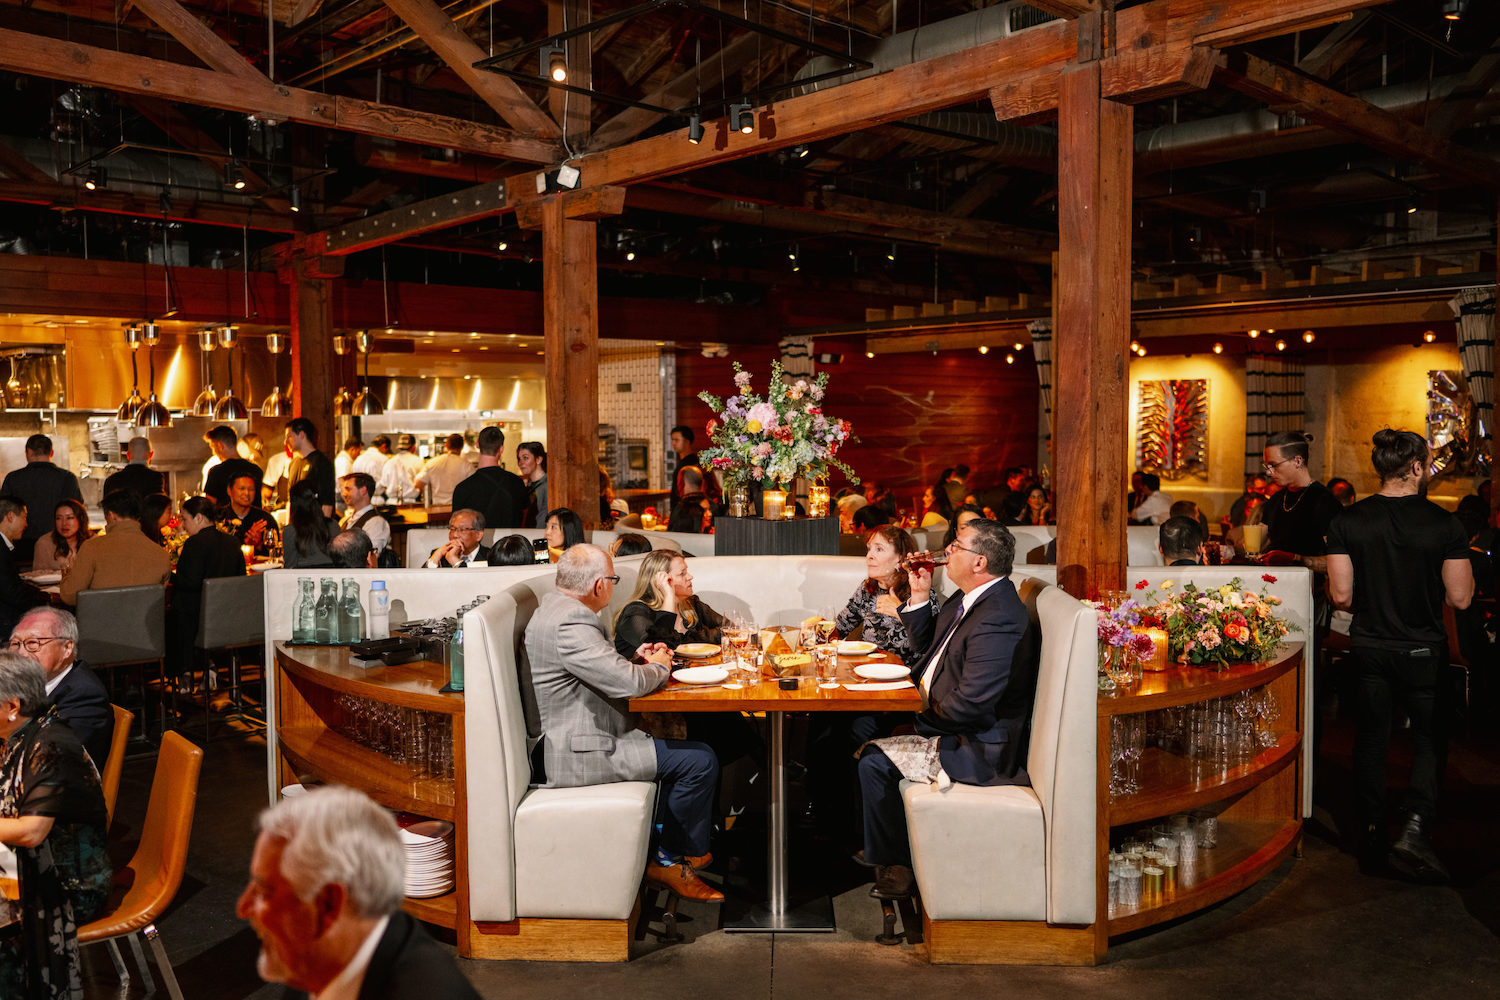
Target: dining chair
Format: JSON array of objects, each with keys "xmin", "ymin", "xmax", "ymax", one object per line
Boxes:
[
  {"xmin": 79, "ymin": 731, "xmax": 202, "ymax": 1000},
  {"xmin": 74, "ymin": 584, "xmax": 168, "ymax": 741},
  {"xmin": 100, "ymin": 703, "xmax": 134, "ymax": 827},
  {"xmin": 193, "ymin": 574, "xmax": 266, "ymax": 740}
]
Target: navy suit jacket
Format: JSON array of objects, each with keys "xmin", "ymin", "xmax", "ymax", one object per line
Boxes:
[
  {"xmin": 0, "ymin": 539, "xmax": 48, "ymax": 639},
  {"xmin": 898, "ymin": 576, "xmax": 1039, "ymax": 787},
  {"xmin": 279, "ymin": 911, "xmax": 481, "ymax": 1000},
  {"xmin": 49, "ymin": 660, "xmax": 113, "ymax": 771}
]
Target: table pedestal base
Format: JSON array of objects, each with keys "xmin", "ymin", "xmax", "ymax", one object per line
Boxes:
[{"xmin": 724, "ymin": 895, "xmax": 835, "ymax": 933}]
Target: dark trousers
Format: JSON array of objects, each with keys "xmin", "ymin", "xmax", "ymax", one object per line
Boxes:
[
  {"xmin": 653, "ymin": 738, "xmax": 718, "ymax": 858},
  {"xmin": 858, "ymin": 746, "xmax": 911, "ymax": 867},
  {"xmin": 808, "ymin": 712, "xmax": 895, "ymax": 841},
  {"xmin": 1352, "ymin": 643, "xmax": 1449, "ymax": 828}
]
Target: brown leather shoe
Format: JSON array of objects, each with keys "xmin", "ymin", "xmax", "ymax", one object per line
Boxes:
[
  {"xmin": 687, "ymin": 852, "xmax": 712, "ymax": 869},
  {"xmin": 647, "ymin": 861, "xmax": 725, "ymax": 902},
  {"xmin": 870, "ymin": 864, "xmax": 915, "ymax": 900}
]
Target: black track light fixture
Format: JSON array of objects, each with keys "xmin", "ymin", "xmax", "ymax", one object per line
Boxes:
[
  {"xmin": 82, "ymin": 166, "xmax": 105, "ymax": 191},
  {"xmin": 225, "ymin": 160, "xmax": 246, "ymax": 190},
  {"xmin": 289, "ymin": 185, "xmax": 302, "ymax": 213},
  {"xmin": 731, "ymin": 103, "xmax": 754, "ymax": 134},
  {"xmin": 1443, "ymin": 0, "xmax": 1467, "ymax": 19},
  {"xmin": 542, "ymin": 44, "xmax": 567, "ymax": 83},
  {"xmin": 688, "ymin": 113, "xmax": 704, "ymax": 145}
]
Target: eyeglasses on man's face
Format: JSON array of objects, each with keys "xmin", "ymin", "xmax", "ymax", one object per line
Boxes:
[
  {"xmin": 1263, "ymin": 456, "xmax": 1295, "ymax": 474},
  {"xmin": 9, "ymin": 636, "xmax": 65, "ymax": 653},
  {"xmin": 449, "ymin": 524, "xmax": 480, "ymax": 534}
]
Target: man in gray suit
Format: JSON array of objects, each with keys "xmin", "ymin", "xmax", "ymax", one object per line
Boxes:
[{"xmin": 523, "ymin": 544, "xmax": 723, "ymax": 902}]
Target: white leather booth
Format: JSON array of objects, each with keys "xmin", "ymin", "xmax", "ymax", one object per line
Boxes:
[{"xmin": 404, "ymin": 525, "xmax": 715, "ymax": 565}]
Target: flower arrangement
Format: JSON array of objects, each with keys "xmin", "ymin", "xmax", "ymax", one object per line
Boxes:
[
  {"xmin": 1090, "ymin": 600, "xmax": 1159, "ymax": 662},
  {"xmin": 696, "ymin": 361, "xmax": 857, "ymax": 488},
  {"xmin": 1133, "ymin": 575, "xmax": 1298, "ymax": 669}
]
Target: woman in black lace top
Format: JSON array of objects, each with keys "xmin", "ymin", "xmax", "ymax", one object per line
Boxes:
[
  {"xmin": 613, "ymin": 549, "xmax": 728, "ymax": 655},
  {"xmin": 833, "ymin": 525, "xmax": 941, "ymax": 662}
]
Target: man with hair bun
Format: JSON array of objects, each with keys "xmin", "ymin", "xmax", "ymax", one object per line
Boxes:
[
  {"xmin": 1326, "ymin": 428, "xmax": 1474, "ymax": 883},
  {"xmin": 238, "ymin": 785, "xmax": 481, "ymax": 999}
]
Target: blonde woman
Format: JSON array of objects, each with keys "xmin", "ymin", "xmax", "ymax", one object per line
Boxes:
[{"xmin": 613, "ymin": 549, "xmax": 728, "ymax": 656}]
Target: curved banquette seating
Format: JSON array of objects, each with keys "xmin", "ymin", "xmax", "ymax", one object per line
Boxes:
[
  {"xmin": 261, "ymin": 553, "xmax": 1313, "ymax": 964},
  {"xmin": 404, "ymin": 525, "xmax": 716, "ymax": 563}
]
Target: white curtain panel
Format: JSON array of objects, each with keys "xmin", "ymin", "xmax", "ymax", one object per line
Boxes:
[
  {"xmin": 779, "ymin": 336, "xmax": 815, "ymax": 378},
  {"xmin": 1244, "ymin": 353, "xmax": 1306, "ymax": 478},
  {"xmin": 1028, "ymin": 319, "xmax": 1053, "ymax": 438},
  {"xmin": 1448, "ymin": 287, "xmax": 1495, "ymax": 463}
]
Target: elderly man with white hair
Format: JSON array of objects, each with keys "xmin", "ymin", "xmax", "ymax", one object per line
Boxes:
[
  {"xmin": 9, "ymin": 606, "xmax": 112, "ymax": 769},
  {"xmin": 522, "ymin": 543, "xmax": 723, "ymax": 902},
  {"xmin": 238, "ymin": 785, "xmax": 481, "ymax": 1000}
]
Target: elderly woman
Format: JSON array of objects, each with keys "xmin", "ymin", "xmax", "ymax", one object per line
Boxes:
[
  {"xmin": 0, "ymin": 653, "xmax": 111, "ymax": 999},
  {"xmin": 613, "ymin": 550, "xmax": 728, "ymax": 655},
  {"xmin": 30, "ymin": 499, "xmax": 88, "ymax": 573},
  {"xmin": 833, "ymin": 524, "xmax": 941, "ymax": 662}
]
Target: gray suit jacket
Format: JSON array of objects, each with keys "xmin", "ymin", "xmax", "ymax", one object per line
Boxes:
[{"xmin": 522, "ymin": 591, "xmax": 668, "ymax": 788}]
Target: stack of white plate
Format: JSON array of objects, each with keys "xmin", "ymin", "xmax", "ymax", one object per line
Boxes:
[{"xmin": 399, "ymin": 819, "xmax": 455, "ymax": 898}]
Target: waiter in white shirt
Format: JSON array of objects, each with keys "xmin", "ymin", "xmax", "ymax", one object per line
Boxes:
[{"xmin": 338, "ymin": 473, "xmax": 390, "ymax": 555}]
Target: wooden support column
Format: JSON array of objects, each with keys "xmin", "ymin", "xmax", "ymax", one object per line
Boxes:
[
  {"xmin": 280, "ymin": 254, "xmax": 343, "ymax": 441},
  {"xmin": 1492, "ymin": 201, "xmax": 1500, "ymax": 527},
  {"xmin": 1054, "ymin": 60, "xmax": 1131, "ymax": 598},
  {"xmin": 540, "ymin": 197, "xmax": 601, "ymax": 528}
]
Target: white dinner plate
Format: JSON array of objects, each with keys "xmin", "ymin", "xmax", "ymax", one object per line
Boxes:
[
  {"xmin": 399, "ymin": 820, "xmax": 454, "ymax": 844},
  {"xmin": 836, "ymin": 640, "xmax": 877, "ymax": 655},
  {"xmin": 676, "ymin": 642, "xmax": 720, "ymax": 659},
  {"xmin": 854, "ymin": 663, "xmax": 910, "ymax": 682},
  {"xmin": 406, "ymin": 881, "xmax": 455, "ymax": 898},
  {"xmin": 672, "ymin": 666, "xmax": 728, "ymax": 685},
  {"xmin": 23, "ymin": 572, "xmax": 61, "ymax": 586}
]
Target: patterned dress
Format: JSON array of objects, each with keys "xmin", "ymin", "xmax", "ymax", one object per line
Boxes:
[
  {"xmin": 834, "ymin": 581, "xmax": 942, "ymax": 663},
  {"xmin": 0, "ymin": 708, "xmax": 112, "ymax": 1000}
]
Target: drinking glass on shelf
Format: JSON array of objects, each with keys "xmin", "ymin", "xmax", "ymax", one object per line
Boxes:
[{"xmin": 1196, "ymin": 813, "xmax": 1219, "ymax": 849}]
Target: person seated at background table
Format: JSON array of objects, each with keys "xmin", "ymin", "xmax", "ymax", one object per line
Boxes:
[
  {"xmin": 424, "ymin": 509, "xmax": 489, "ymax": 567},
  {"xmin": 544, "ymin": 507, "xmax": 586, "ymax": 561},
  {"xmin": 238, "ymin": 786, "xmax": 482, "ymax": 1000},
  {"xmin": 858, "ymin": 518, "xmax": 1039, "ymax": 901},
  {"xmin": 338, "ymin": 473, "xmax": 390, "ymax": 558},
  {"xmin": 487, "ymin": 533, "xmax": 537, "ymax": 566},
  {"xmin": 610, "ymin": 532, "xmax": 653, "ymax": 559},
  {"xmin": 852, "ymin": 504, "xmax": 891, "ymax": 531},
  {"xmin": 202, "ymin": 424, "xmax": 264, "ymax": 508},
  {"xmin": 30, "ymin": 498, "xmax": 88, "ymax": 574},
  {"xmin": 282, "ymin": 481, "xmax": 336, "ymax": 569},
  {"xmin": 919, "ymin": 478, "xmax": 954, "ymax": 528},
  {"xmin": 9, "ymin": 607, "xmax": 112, "ymax": 770},
  {"xmin": 1159, "ymin": 515, "xmax": 1207, "ymax": 567},
  {"xmin": 614, "ymin": 550, "xmax": 728, "ymax": 655},
  {"xmin": 940, "ymin": 504, "xmax": 986, "ymax": 549},
  {"xmin": 58, "ymin": 490, "xmax": 170, "ymax": 606},
  {"xmin": 217, "ymin": 473, "xmax": 278, "ymax": 554},
  {"xmin": 329, "ymin": 530, "xmax": 378, "ymax": 569},
  {"xmin": 0, "ymin": 496, "xmax": 48, "ymax": 642},
  {"xmin": 997, "ymin": 491, "xmax": 1029, "ymax": 526},
  {"xmin": 1129, "ymin": 473, "xmax": 1174, "ymax": 526},
  {"xmin": 0, "ymin": 652, "xmax": 111, "ymax": 999},
  {"xmin": 140, "ymin": 493, "xmax": 174, "ymax": 547},
  {"xmin": 523, "ymin": 544, "xmax": 722, "ymax": 902},
  {"xmin": 1021, "ymin": 485, "xmax": 1053, "ymax": 526},
  {"xmin": 1169, "ymin": 499, "xmax": 1210, "ymax": 538},
  {"xmin": 169, "ymin": 495, "xmax": 248, "ymax": 690},
  {"xmin": 668, "ymin": 467, "xmax": 712, "ymax": 534}
]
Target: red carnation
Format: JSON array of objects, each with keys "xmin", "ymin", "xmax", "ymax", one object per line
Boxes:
[
  {"xmin": 1135, "ymin": 580, "xmax": 1148, "ymax": 590},
  {"xmin": 1261, "ymin": 573, "xmax": 1277, "ymax": 583},
  {"xmin": 707, "ymin": 418, "xmax": 718, "ymax": 437}
]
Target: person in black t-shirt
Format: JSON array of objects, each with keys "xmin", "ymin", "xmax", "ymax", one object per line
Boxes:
[
  {"xmin": 1326, "ymin": 429, "xmax": 1474, "ymax": 884},
  {"xmin": 1258, "ymin": 430, "xmax": 1344, "ymax": 571},
  {"xmin": 450, "ymin": 427, "xmax": 526, "ymax": 529},
  {"xmin": 203, "ymin": 424, "xmax": 264, "ymax": 507},
  {"xmin": 284, "ymin": 418, "xmax": 336, "ymax": 517}
]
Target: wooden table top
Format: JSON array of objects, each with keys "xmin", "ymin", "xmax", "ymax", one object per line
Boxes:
[{"xmin": 630, "ymin": 647, "xmax": 922, "ymax": 713}]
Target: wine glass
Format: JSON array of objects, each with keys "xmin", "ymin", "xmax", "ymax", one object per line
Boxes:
[{"xmin": 722, "ymin": 616, "xmax": 752, "ymax": 689}]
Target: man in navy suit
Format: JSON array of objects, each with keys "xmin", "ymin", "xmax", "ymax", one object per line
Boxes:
[
  {"xmin": 858, "ymin": 518, "xmax": 1038, "ymax": 899},
  {"xmin": 10, "ymin": 606, "xmax": 113, "ymax": 770}
]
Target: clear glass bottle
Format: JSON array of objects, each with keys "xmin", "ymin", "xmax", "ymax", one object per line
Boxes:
[
  {"xmin": 314, "ymin": 578, "xmax": 338, "ymax": 643},
  {"xmin": 338, "ymin": 578, "xmax": 364, "ymax": 644},
  {"xmin": 293, "ymin": 578, "xmax": 316, "ymax": 642}
]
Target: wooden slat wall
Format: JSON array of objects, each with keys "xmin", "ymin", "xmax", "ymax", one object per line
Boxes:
[{"xmin": 675, "ymin": 337, "xmax": 1039, "ymax": 499}]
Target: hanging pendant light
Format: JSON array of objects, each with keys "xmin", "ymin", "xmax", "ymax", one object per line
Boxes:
[
  {"xmin": 215, "ymin": 328, "xmax": 248, "ymax": 419},
  {"xmin": 333, "ymin": 386, "xmax": 353, "ymax": 415},
  {"xmin": 116, "ymin": 323, "xmax": 145, "ymax": 421},
  {"xmin": 354, "ymin": 329, "xmax": 383, "ymax": 415},
  {"xmin": 135, "ymin": 332, "xmax": 171, "ymax": 427},
  {"xmin": 261, "ymin": 330, "xmax": 288, "ymax": 415},
  {"xmin": 192, "ymin": 383, "xmax": 218, "ymax": 415}
]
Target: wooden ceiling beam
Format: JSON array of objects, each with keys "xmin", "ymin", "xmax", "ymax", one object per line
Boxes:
[
  {"xmin": 1023, "ymin": 0, "xmax": 1098, "ymax": 17},
  {"xmin": 130, "ymin": 0, "xmax": 268, "ymax": 84},
  {"xmin": 587, "ymin": 33, "xmax": 761, "ymax": 152},
  {"xmin": 383, "ymin": 0, "xmax": 561, "ymax": 139},
  {"xmin": 0, "ymin": 178, "xmax": 299, "ymax": 233},
  {"xmin": 0, "ymin": 27, "xmax": 562, "ymax": 164},
  {"xmin": 1215, "ymin": 52, "xmax": 1500, "ymax": 192}
]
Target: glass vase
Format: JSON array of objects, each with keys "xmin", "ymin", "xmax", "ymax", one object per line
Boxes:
[
  {"xmin": 762, "ymin": 488, "xmax": 788, "ymax": 520},
  {"xmin": 726, "ymin": 481, "xmax": 751, "ymax": 518},
  {"xmin": 807, "ymin": 481, "xmax": 830, "ymax": 518}
]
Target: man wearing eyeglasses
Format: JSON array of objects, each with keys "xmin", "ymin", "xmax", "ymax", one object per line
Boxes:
[
  {"xmin": 858, "ymin": 519, "xmax": 1038, "ymax": 901},
  {"xmin": 1259, "ymin": 431, "xmax": 1344, "ymax": 572},
  {"xmin": 9, "ymin": 607, "xmax": 112, "ymax": 769},
  {"xmin": 522, "ymin": 543, "xmax": 723, "ymax": 903},
  {"xmin": 423, "ymin": 510, "xmax": 490, "ymax": 567}
]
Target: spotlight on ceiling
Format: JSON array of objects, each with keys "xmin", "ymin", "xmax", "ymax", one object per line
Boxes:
[
  {"xmin": 731, "ymin": 103, "xmax": 754, "ymax": 134},
  {"xmin": 1423, "ymin": 329, "xmax": 1437, "ymax": 343},
  {"xmin": 886, "ymin": 242, "xmax": 897, "ymax": 262},
  {"xmin": 625, "ymin": 249, "xmax": 636, "ymax": 261},
  {"xmin": 289, "ymin": 185, "xmax": 302, "ymax": 213},
  {"xmin": 688, "ymin": 114, "xmax": 704, "ymax": 145},
  {"xmin": 542, "ymin": 44, "xmax": 567, "ymax": 83},
  {"xmin": 1212, "ymin": 342, "xmax": 1224, "ymax": 354},
  {"xmin": 794, "ymin": 144, "xmax": 810, "ymax": 158},
  {"xmin": 1302, "ymin": 329, "xmax": 1315, "ymax": 343},
  {"xmin": 865, "ymin": 351, "xmax": 874, "ymax": 359},
  {"xmin": 1005, "ymin": 353, "xmax": 1015, "ymax": 364},
  {"xmin": 1248, "ymin": 329, "xmax": 1260, "ymax": 339},
  {"xmin": 1129, "ymin": 340, "xmax": 1141, "ymax": 353},
  {"xmin": 225, "ymin": 160, "xmax": 246, "ymax": 190},
  {"xmin": 1405, "ymin": 197, "xmax": 1419, "ymax": 214},
  {"xmin": 1443, "ymin": 0, "xmax": 1467, "ymax": 19},
  {"xmin": 82, "ymin": 166, "xmax": 105, "ymax": 191},
  {"xmin": 978, "ymin": 345, "xmax": 989, "ymax": 355},
  {"xmin": 497, "ymin": 240, "xmax": 508, "ymax": 251},
  {"xmin": 1275, "ymin": 339, "xmax": 1287, "ymax": 351}
]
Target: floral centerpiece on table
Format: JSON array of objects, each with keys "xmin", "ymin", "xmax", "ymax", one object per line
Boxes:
[
  {"xmin": 1133, "ymin": 575, "xmax": 1298, "ymax": 669},
  {"xmin": 1089, "ymin": 599, "xmax": 1159, "ymax": 663},
  {"xmin": 696, "ymin": 361, "xmax": 857, "ymax": 489}
]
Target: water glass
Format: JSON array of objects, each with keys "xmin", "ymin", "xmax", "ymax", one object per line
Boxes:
[
  {"xmin": 816, "ymin": 644, "xmax": 839, "ymax": 688},
  {"xmin": 1196, "ymin": 814, "xmax": 1219, "ymax": 849}
]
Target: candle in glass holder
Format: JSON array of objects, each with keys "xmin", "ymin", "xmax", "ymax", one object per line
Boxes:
[
  {"xmin": 807, "ymin": 482, "xmax": 830, "ymax": 518},
  {"xmin": 241, "ymin": 544, "xmax": 255, "ymax": 567},
  {"xmin": 1135, "ymin": 626, "xmax": 1170, "ymax": 671},
  {"xmin": 762, "ymin": 489, "xmax": 787, "ymax": 520}
]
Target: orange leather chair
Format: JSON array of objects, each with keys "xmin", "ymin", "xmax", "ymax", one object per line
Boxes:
[
  {"xmin": 100, "ymin": 704, "xmax": 134, "ymax": 827},
  {"xmin": 80, "ymin": 731, "xmax": 202, "ymax": 1000}
]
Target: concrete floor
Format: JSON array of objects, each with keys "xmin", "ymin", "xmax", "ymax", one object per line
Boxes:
[{"xmin": 83, "ymin": 688, "xmax": 1500, "ymax": 1000}]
